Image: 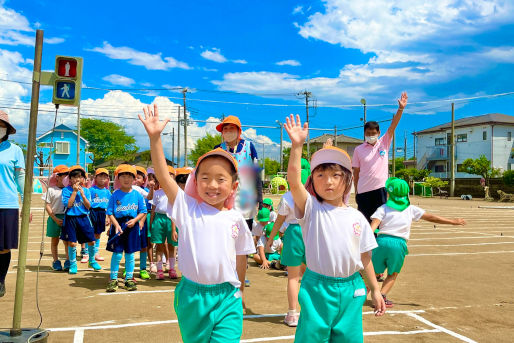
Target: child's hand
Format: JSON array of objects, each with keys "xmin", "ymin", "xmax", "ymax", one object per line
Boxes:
[
  {"xmin": 72, "ymin": 183, "xmax": 80, "ymax": 192},
  {"xmin": 115, "ymin": 224, "xmax": 123, "ymax": 235},
  {"xmin": 126, "ymin": 219, "xmax": 137, "ymax": 228},
  {"xmin": 453, "ymin": 218, "xmax": 466, "ymax": 226},
  {"xmin": 56, "ymin": 218, "xmax": 64, "ymax": 227},
  {"xmin": 371, "ymin": 290, "xmax": 386, "ymax": 316},
  {"xmin": 105, "ymin": 217, "xmax": 111, "ymax": 226},
  {"xmin": 260, "ymin": 260, "xmax": 270, "ymax": 269},
  {"xmin": 284, "ymin": 114, "xmax": 308, "ymax": 147},
  {"xmin": 138, "ymin": 104, "xmax": 170, "ymax": 139},
  {"xmin": 172, "ymin": 230, "xmax": 178, "ymax": 242},
  {"xmin": 398, "ymin": 91, "xmax": 408, "ymax": 110},
  {"xmin": 264, "ymin": 241, "xmax": 272, "ymax": 253}
]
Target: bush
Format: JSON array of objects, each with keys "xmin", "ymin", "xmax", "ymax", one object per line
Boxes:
[{"xmin": 503, "ymin": 170, "xmax": 514, "ymax": 186}]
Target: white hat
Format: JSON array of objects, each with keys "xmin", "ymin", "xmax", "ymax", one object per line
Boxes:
[{"xmin": 310, "ymin": 146, "xmax": 352, "ymax": 172}]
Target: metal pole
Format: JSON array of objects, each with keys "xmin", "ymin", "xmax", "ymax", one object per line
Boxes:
[
  {"xmin": 301, "ymin": 91, "xmax": 312, "ymax": 158},
  {"xmin": 171, "ymin": 127, "xmax": 175, "ymax": 166},
  {"xmin": 363, "ymin": 103, "xmax": 367, "ymax": 140},
  {"xmin": 278, "ymin": 123, "xmax": 283, "ymax": 172},
  {"xmin": 392, "ymin": 118, "xmax": 396, "ymax": 177},
  {"xmin": 413, "ymin": 132, "xmax": 416, "ymax": 160},
  {"xmin": 334, "ymin": 125, "xmax": 337, "ymax": 146},
  {"xmin": 76, "ymin": 104, "xmax": 80, "ymax": 165},
  {"xmin": 177, "ymin": 105, "xmax": 181, "ymax": 167},
  {"xmin": 11, "ymin": 29, "xmax": 43, "ymax": 336},
  {"xmin": 262, "ymin": 143, "xmax": 265, "ymax": 178},
  {"xmin": 404, "ymin": 131, "xmax": 407, "ymax": 161},
  {"xmin": 183, "ymin": 88, "xmax": 188, "ymax": 167},
  {"xmin": 450, "ymin": 102, "xmax": 455, "ymax": 197}
]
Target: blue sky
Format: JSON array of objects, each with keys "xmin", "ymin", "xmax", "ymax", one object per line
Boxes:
[{"xmin": 1, "ymin": 0, "xmax": 513, "ymax": 163}]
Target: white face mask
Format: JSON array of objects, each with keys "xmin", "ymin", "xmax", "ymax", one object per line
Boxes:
[
  {"xmin": 223, "ymin": 131, "xmax": 238, "ymax": 143},
  {"xmin": 365, "ymin": 135, "xmax": 378, "ymax": 144},
  {"xmin": 0, "ymin": 127, "xmax": 7, "ymax": 139}
]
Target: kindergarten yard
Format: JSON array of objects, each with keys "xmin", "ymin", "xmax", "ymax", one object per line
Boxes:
[{"xmin": 1, "ymin": 195, "xmax": 513, "ymax": 343}]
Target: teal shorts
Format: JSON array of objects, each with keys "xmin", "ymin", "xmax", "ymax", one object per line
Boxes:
[
  {"xmin": 265, "ymin": 252, "xmax": 281, "ymax": 262},
  {"xmin": 174, "ymin": 276, "xmax": 243, "ymax": 343},
  {"xmin": 295, "ymin": 269, "xmax": 366, "ymax": 343},
  {"xmin": 150, "ymin": 213, "xmax": 172, "ymax": 244},
  {"xmin": 372, "ymin": 234, "xmax": 409, "ymax": 274},
  {"xmin": 46, "ymin": 214, "xmax": 65, "ymax": 238},
  {"xmin": 280, "ymin": 224, "xmax": 305, "ymax": 267}
]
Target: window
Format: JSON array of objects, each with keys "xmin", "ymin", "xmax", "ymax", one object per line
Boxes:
[
  {"xmin": 483, "ymin": 131, "xmax": 487, "ymax": 140},
  {"xmin": 456, "ymin": 134, "xmax": 467, "ymax": 142},
  {"xmin": 55, "ymin": 141, "xmax": 70, "ymax": 154},
  {"xmin": 434, "ymin": 164, "xmax": 446, "ymax": 173},
  {"xmin": 435, "ymin": 138, "xmax": 445, "ymax": 146},
  {"xmin": 508, "ymin": 132, "xmax": 512, "ymax": 141}
]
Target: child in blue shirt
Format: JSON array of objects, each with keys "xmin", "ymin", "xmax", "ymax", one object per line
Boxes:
[
  {"xmin": 89, "ymin": 168, "xmax": 111, "ymax": 263},
  {"xmin": 61, "ymin": 165, "xmax": 102, "ymax": 274},
  {"xmin": 106, "ymin": 164, "xmax": 147, "ymax": 292}
]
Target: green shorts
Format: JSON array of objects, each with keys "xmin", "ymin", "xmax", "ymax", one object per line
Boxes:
[
  {"xmin": 150, "ymin": 213, "xmax": 172, "ymax": 244},
  {"xmin": 265, "ymin": 252, "xmax": 281, "ymax": 262},
  {"xmin": 174, "ymin": 276, "xmax": 243, "ymax": 343},
  {"xmin": 372, "ymin": 234, "xmax": 409, "ymax": 274},
  {"xmin": 46, "ymin": 214, "xmax": 65, "ymax": 238},
  {"xmin": 280, "ymin": 224, "xmax": 306, "ymax": 267},
  {"xmin": 146, "ymin": 213, "xmax": 152, "ymax": 238},
  {"xmin": 295, "ymin": 269, "xmax": 366, "ymax": 343}
]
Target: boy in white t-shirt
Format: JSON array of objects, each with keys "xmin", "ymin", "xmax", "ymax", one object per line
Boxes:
[
  {"xmin": 284, "ymin": 114, "xmax": 385, "ymax": 342},
  {"xmin": 140, "ymin": 105, "xmax": 255, "ymax": 343},
  {"xmin": 371, "ymin": 177, "xmax": 466, "ymax": 307},
  {"xmin": 253, "ymin": 223, "xmax": 282, "ymax": 269}
]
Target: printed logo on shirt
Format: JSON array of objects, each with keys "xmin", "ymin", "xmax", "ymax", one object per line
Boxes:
[
  {"xmin": 72, "ymin": 202, "xmax": 83, "ymax": 208},
  {"xmin": 353, "ymin": 222, "xmax": 362, "ymax": 236},
  {"xmin": 379, "ymin": 150, "xmax": 386, "ymax": 157},
  {"xmin": 116, "ymin": 204, "xmax": 138, "ymax": 213},
  {"xmin": 231, "ymin": 224, "xmax": 240, "ymax": 239},
  {"xmin": 92, "ymin": 197, "xmax": 109, "ymax": 204}
]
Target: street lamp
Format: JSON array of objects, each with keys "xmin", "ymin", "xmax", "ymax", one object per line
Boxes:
[
  {"xmin": 360, "ymin": 98, "xmax": 366, "ymax": 139},
  {"xmin": 276, "ymin": 120, "xmax": 284, "ymax": 172}
]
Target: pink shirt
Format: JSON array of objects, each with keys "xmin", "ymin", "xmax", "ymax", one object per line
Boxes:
[{"xmin": 352, "ymin": 132, "xmax": 392, "ymax": 194}]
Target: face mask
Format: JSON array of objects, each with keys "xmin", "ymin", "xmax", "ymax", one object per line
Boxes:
[
  {"xmin": 365, "ymin": 135, "xmax": 378, "ymax": 144},
  {"xmin": 223, "ymin": 131, "xmax": 238, "ymax": 143},
  {"xmin": 0, "ymin": 127, "xmax": 6, "ymax": 139}
]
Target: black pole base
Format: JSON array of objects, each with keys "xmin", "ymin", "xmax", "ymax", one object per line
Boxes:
[{"xmin": 0, "ymin": 328, "xmax": 49, "ymax": 342}]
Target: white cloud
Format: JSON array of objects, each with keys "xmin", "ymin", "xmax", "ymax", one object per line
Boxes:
[
  {"xmin": 233, "ymin": 59, "xmax": 247, "ymax": 64},
  {"xmin": 140, "ymin": 82, "xmax": 153, "ymax": 87},
  {"xmin": 201, "ymin": 48, "xmax": 228, "ymax": 63},
  {"xmin": 44, "ymin": 37, "xmax": 65, "ymax": 44},
  {"xmin": 276, "ymin": 59, "xmax": 301, "ymax": 66},
  {"xmin": 292, "ymin": 5, "xmax": 303, "ymax": 15},
  {"xmin": 89, "ymin": 41, "xmax": 191, "ymax": 70},
  {"xmin": 102, "ymin": 74, "xmax": 136, "ymax": 87}
]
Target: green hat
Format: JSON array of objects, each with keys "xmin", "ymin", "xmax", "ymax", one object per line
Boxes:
[
  {"xmin": 385, "ymin": 177, "xmax": 410, "ymax": 211},
  {"xmin": 263, "ymin": 198, "xmax": 274, "ymax": 210},
  {"xmin": 256, "ymin": 207, "xmax": 270, "ymax": 222},
  {"xmin": 264, "ymin": 222, "xmax": 279, "ymax": 240},
  {"xmin": 300, "ymin": 158, "xmax": 311, "ymax": 185}
]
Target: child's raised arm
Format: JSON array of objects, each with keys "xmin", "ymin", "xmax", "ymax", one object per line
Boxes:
[
  {"xmin": 284, "ymin": 114, "xmax": 309, "ymax": 217},
  {"xmin": 421, "ymin": 212, "xmax": 466, "ymax": 226},
  {"xmin": 139, "ymin": 104, "xmax": 179, "ymax": 205}
]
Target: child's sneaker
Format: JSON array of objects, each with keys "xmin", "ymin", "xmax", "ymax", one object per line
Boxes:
[
  {"xmin": 284, "ymin": 311, "xmax": 299, "ymax": 327},
  {"xmin": 80, "ymin": 254, "xmax": 89, "ymax": 264},
  {"xmin": 106, "ymin": 280, "xmax": 118, "ymax": 292},
  {"xmin": 69, "ymin": 262, "xmax": 78, "ymax": 275},
  {"xmin": 125, "ymin": 279, "xmax": 137, "ymax": 291},
  {"xmin": 376, "ymin": 274, "xmax": 385, "ymax": 282},
  {"xmin": 156, "ymin": 270, "xmax": 165, "ymax": 280},
  {"xmin": 168, "ymin": 268, "xmax": 178, "ymax": 279},
  {"xmin": 52, "ymin": 260, "xmax": 63, "ymax": 271},
  {"xmin": 63, "ymin": 260, "xmax": 70, "ymax": 271},
  {"xmin": 150, "ymin": 263, "xmax": 157, "ymax": 274},
  {"xmin": 245, "ymin": 278, "xmax": 250, "ymax": 287},
  {"xmin": 383, "ymin": 294, "xmax": 394, "ymax": 308},
  {"xmin": 89, "ymin": 261, "xmax": 102, "ymax": 271},
  {"xmin": 95, "ymin": 254, "xmax": 105, "ymax": 262},
  {"xmin": 140, "ymin": 270, "xmax": 150, "ymax": 280}
]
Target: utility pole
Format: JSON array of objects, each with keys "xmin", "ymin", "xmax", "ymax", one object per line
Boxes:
[
  {"xmin": 299, "ymin": 90, "xmax": 312, "ymax": 158},
  {"xmin": 276, "ymin": 120, "xmax": 283, "ymax": 172},
  {"xmin": 177, "ymin": 105, "xmax": 181, "ymax": 167},
  {"xmin": 182, "ymin": 88, "xmax": 188, "ymax": 166},
  {"xmin": 450, "ymin": 102, "xmax": 455, "ymax": 197},
  {"xmin": 262, "ymin": 143, "xmax": 265, "ymax": 179},
  {"xmin": 334, "ymin": 125, "xmax": 337, "ymax": 146},
  {"xmin": 413, "ymin": 132, "xmax": 416, "ymax": 160},
  {"xmin": 392, "ymin": 121, "xmax": 396, "ymax": 177},
  {"xmin": 171, "ymin": 127, "xmax": 175, "ymax": 166},
  {"xmin": 361, "ymin": 98, "xmax": 367, "ymax": 140},
  {"xmin": 76, "ymin": 104, "xmax": 81, "ymax": 165},
  {"xmin": 404, "ymin": 131, "xmax": 407, "ymax": 161}
]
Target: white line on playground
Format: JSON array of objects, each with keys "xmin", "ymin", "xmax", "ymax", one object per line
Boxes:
[
  {"xmin": 409, "ymin": 241, "xmax": 514, "ymax": 247},
  {"xmin": 409, "ymin": 250, "xmax": 514, "ymax": 257},
  {"xmin": 97, "ymin": 289, "xmax": 175, "ymax": 296},
  {"xmin": 409, "ymin": 235, "xmax": 514, "ymax": 241},
  {"xmin": 406, "ymin": 312, "xmax": 477, "ymax": 343}
]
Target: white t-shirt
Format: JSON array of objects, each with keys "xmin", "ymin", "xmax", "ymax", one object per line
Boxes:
[
  {"xmin": 42, "ymin": 186, "xmax": 65, "ymax": 215},
  {"xmin": 167, "ymin": 189, "xmax": 256, "ymax": 287},
  {"xmin": 278, "ymin": 191, "xmax": 299, "ymax": 225},
  {"xmin": 257, "ymin": 235, "xmax": 282, "ymax": 253},
  {"xmin": 252, "ymin": 220, "xmax": 267, "ymax": 237},
  {"xmin": 132, "ymin": 185, "xmax": 149, "ymax": 198},
  {"xmin": 270, "ymin": 211, "xmax": 278, "ymax": 222},
  {"xmin": 371, "ymin": 204, "xmax": 425, "ymax": 240},
  {"xmin": 296, "ymin": 195, "xmax": 378, "ymax": 278},
  {"xmin": 150, "ymin": 189, "xmax": 169, "ymax": 214}
]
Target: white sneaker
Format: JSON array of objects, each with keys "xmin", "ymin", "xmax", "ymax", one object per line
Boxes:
[{"xmin": 284, "ymin": 311, "xmax": 299, "ymax": 327}]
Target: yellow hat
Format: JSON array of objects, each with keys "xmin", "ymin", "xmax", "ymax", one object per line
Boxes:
[
  {"xmin": 95, "ymin": 168, "xmax": 109, "ymax": 176},
  {"xmin": 115, "ymin": 164, "xmax": 137, "ymax": 178},
  {"xmin": 53, "ymin": 165, "xmax": 69, "ymax": 174}
]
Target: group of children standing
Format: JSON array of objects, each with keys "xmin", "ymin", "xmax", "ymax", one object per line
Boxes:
[{"xmin": 43, "ymin": 162, "xmax": 192, "ymax": 292}]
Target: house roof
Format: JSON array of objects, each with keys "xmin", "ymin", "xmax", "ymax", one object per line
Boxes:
[
  {"xmin": 36, "ymin": 124, "xmax": 89, "ymax": 144},
  {"xmin": 310, "ymin": 133, "xmax": 362, "ymax": 144},
  {"xmin": 414, "ymin": 113, "xmax": 514, "ymax": 135}
]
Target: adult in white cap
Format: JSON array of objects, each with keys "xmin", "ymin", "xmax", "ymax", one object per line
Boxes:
[{"xmin": 0, "ymin": 110, "xmax": 25, "ymax": 297}]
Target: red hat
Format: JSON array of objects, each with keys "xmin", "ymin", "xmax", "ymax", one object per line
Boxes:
[{"xmin": 0, "ymin": 110, "xmax": 16, "ymax": 134}]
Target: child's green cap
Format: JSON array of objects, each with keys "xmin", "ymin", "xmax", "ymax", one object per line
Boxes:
[
  {"xmin": 256, "ymin": 207, "xmax": 270, "ymax": 222},
  {"xmin": 385, "ymin": 177, "xmax": 410, "ymax": 211}
]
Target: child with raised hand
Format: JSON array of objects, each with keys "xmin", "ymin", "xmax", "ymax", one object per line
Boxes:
[
  {"xmin": 370, "ymin": 177, "xmax": 466, "ymax": 308},
  {"xmin": 139, "ymin": 104, "xmax": 255, "ymax": 343},
  {"xmin": 43, "ymin": 165, "xmax": 69, "ymax": 271},
  {"xmin": 284, "ymin": 114, "xmax": 385, "ymax": 342},
  {"xmin": 89, "ymin": 168, "xmax": 111, "ymax": 262},
  {"xmin": 106, "ymin": 165, "xmax": 147, "ymax": 292},
  {"xmin": 61, "ymin": 166, "xmax": 102, "ymax": 274}
]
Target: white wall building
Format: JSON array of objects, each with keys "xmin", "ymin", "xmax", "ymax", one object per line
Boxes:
[{"xmin": 414, "ymin": 113, "xmax": 514, "ymax": 178}]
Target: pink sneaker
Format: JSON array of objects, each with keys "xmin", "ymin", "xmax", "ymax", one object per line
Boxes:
[
  {"xmin": 95, "ymin": 254, "xmax": 105, "ymax": 262},
  {"xmin": 168, "ymin": 268, "xmax": 178, "ymax": 279},
  {"xmin": 284, "ymin": 312, "xmax": 299, "ymax": 327},
  {"xmin": 80, "ymin": 254, "xmax": 89, "ymax": 263},
  {"xmin": 156, "ymin": 270, "xmax": 165, "ymax": 280}
]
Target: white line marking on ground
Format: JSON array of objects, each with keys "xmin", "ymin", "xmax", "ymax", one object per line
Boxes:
[
  {"xmin": 73, "ymin": 328, "xmax": 84, "ymax": 343},
  {"xmin": 409, "ymin": 236, "xmax": 514, "ymax": 241},
  {"xmin": 409, "ymin": 241, "xmax": 514, "ymax": 247},
  {"xmin": 98, "ymin": 289, "xmax": 174, "ymax": 296},
  {"xmin": 407, "ymin": 312, "xmax": 477, "ymax": 343},
  {"xmin": 409, "ymin": 250, "xmax": 514, "ymax": 257},
  {"xmin": 83, "ymin": 320, "xmax": 116, "ymax": 326}
]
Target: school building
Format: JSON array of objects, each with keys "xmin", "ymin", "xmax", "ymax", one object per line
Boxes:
[
  {"xmin": 309, "ymin": 133, "xmax": 363, "ymax": 157},
  {"xmin": 34, "ymin": 124, "xmax": 93, "ymax": 176},
  {"xmin": 414, "ymin": 113, "xmax": 514, "ymax": 178}
]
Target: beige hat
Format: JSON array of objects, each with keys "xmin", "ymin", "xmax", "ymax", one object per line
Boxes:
[
  {"xmin": 310, "ymin": 146, "xmax": 352, "ymax": 172},
  {"xmin": 0, "ymin": 110, "xmax": 16, "ymax": 134}
]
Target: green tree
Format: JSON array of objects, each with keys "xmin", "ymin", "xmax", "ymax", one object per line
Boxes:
[
  {"xmin": 461, "ymin": 155, "xmax": 502, "ymax": 185},
  {"xmin": 396, "ymin": 168, "xmax": 430, "ymax": 182},
  {"xmin": 189, "ymin": 133, "xmax": 223, "ymax": 166},
  {"xmin": 389, "ymin": 157, "xmax": 406, "ymax": 174},
  {"xmin": 80, "ymin": 118, "xmax": 138, "ymax": 166},
  {"xmin": 503, "ymin": 170, "xmax": 514, "ymax": 186},
  {"xmin": 422, "ymin": 176, "xmax": 448, "ymax": 188},
  {"xmin": 260, "ymin": 158, "xmax": 280, "ymax": 177},
  {"xmin": 282, "ymin": 145, "xmax": 317, "ymax": 172}
]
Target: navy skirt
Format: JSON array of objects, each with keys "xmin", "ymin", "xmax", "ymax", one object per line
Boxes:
[
  {"xmin": 90, "ymin": 208, "xmax": 107, "ymax": 235},
  {"xmin": 106, "ymin": 216, "xmax": 142, "ymax": 254},
  {"xmin": 0, "ymin": 209, "xmax": 19, "ymax": 250}
]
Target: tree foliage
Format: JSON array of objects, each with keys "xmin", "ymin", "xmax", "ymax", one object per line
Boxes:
[
  {"xmin": 502, "ymin": 170, "xmax": 514, "ymax": 186},
  {"xmin": 188, "ymin": 133, "xmax": 223, "ymax": 166},
  {"xmin": 461, "ymin": 155, "xmax": 502, "ymax": 185},
  {"xmin": 396, "ymin": 168, "xmax": 430, "ymax": 182},
  {"xmin": 80, "ymin": 118, "xmax": 138, "ymax": 166},
  {"xmin": 260, "ymin": 158, "xmax": 281, "ymax": 177},
  {"xmin": 422, "ymin": 176, "xmax": 448, "ymax": 188}
]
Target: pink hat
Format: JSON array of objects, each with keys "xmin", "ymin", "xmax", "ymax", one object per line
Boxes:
[{"xmin": 0, "ymin": 110, "xmax": 16, "ymax": 134}]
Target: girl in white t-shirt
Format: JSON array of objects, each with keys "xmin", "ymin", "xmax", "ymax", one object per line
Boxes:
[
  {"xmin": 140, "ymin": 105, "xmax": 255, "ymax": 343},
  {"xmin": 370, "ymin": 177, "xmax": 466, "ymax": 307},
  {"xmin": 284, "ymin": 114, "xmax": 386, "ymax": 343}
]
